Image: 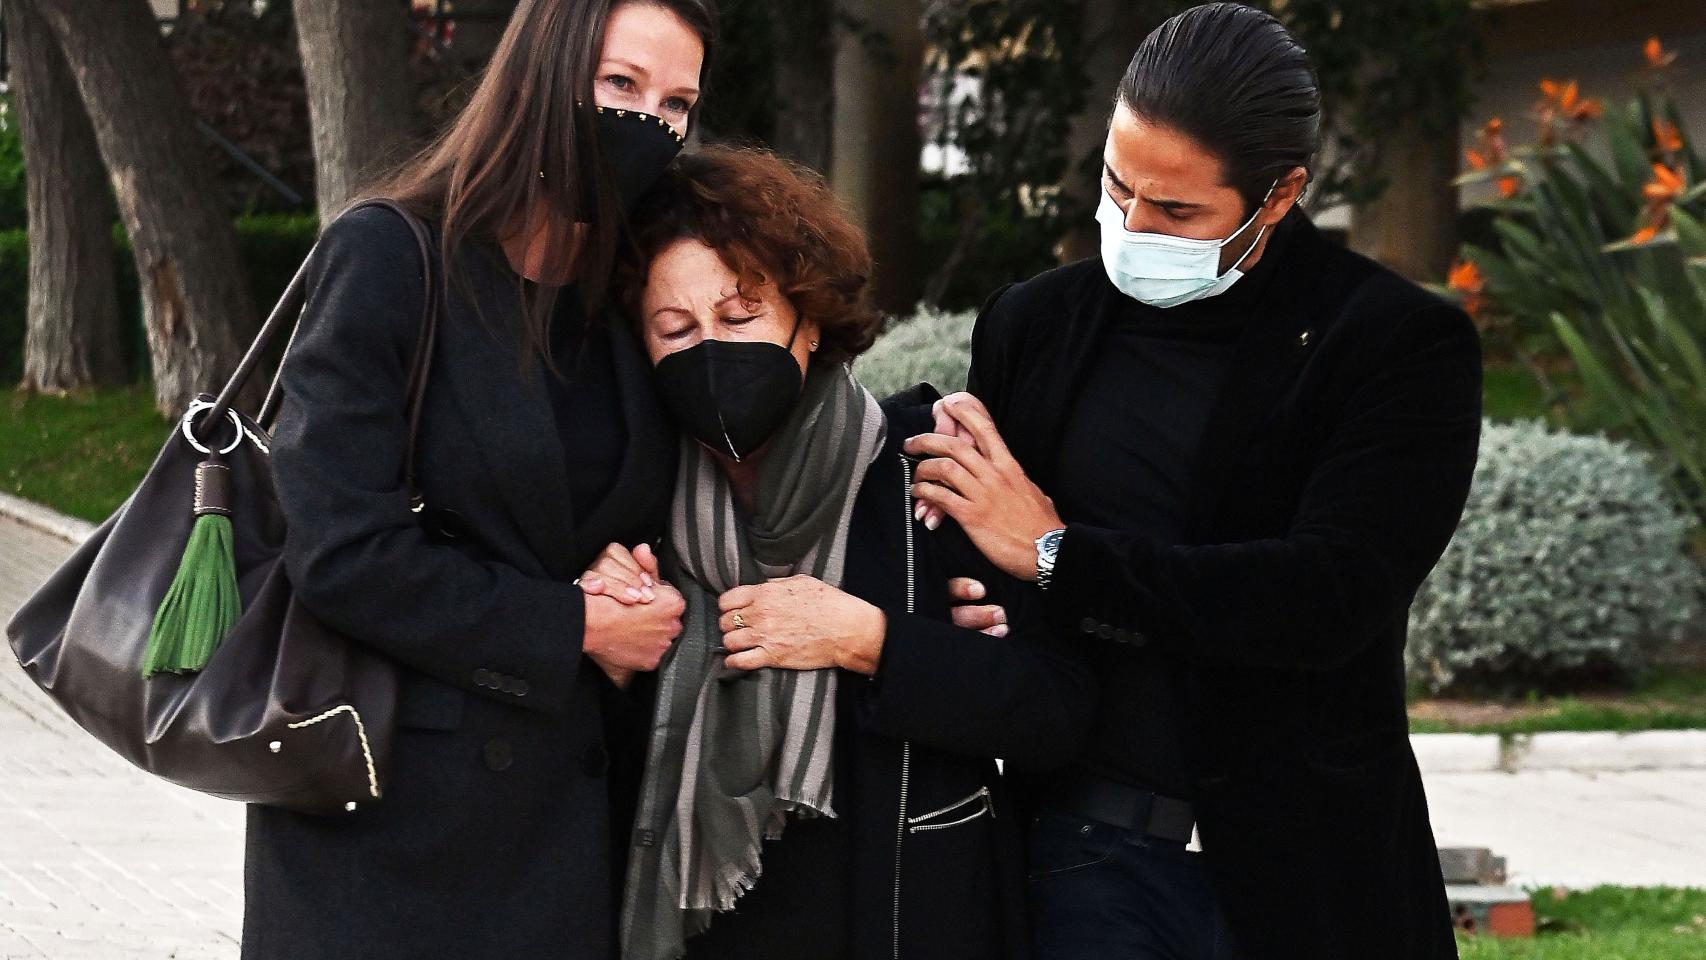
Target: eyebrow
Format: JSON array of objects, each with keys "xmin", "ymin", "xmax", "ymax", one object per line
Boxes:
[
  {"xmin": 1103, "ymin": 161, "xmax": 1204, "ymax": 212},
  {"xmin": 602, "ymin": 58, "xmax": 700, "ymax": 100},
  {"xmin": 603, "ymin": 58, "xmax": 651, "ymax": 78},
  {"xmin": 648, "ymin": 304, "xmax": 693, "ymax": 324}
]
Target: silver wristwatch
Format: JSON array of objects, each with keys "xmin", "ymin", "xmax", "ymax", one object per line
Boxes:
[{"xmin": 1035, "ymin": 528, "xmax": 1066, "ymax": 591}]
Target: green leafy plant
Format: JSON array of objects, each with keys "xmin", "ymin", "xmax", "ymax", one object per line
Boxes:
[{"xmin": 1450, "ymin": 37, "xmax": 1706, "ymax": 523}]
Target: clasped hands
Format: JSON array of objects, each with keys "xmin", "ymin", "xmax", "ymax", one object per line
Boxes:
[
  {"xmin": 905, "ymin": 392, "xmax": 1064, "ymax": 583},
  {"xmin": 580, "ymin": 544, "xmax": 887, "ymax": 679}
]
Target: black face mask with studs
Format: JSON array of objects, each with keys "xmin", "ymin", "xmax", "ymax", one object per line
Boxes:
[{"xmin": 576, "ymin": 105, "xmax": 686, "ymax": 219}]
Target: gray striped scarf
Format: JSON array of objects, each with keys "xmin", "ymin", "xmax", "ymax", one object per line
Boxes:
[{"xmin": 621, "ymin": 363, "xmax": 887, "ymax": 960}]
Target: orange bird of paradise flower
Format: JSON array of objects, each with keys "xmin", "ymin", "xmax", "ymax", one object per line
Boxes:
[
  {"xmin": 1542, "ymin": 79, "xmax": 1599, "ymax": 118},
  {"xmin": 1645, "ymin": 36, "xmax": 1678, "ymax": 70},
  {"xmin": 1447, "ymin": 260, "xmax": 1486, "ymax": 322},
  {"xmin": 1632, "ymin": 164, "xmax": 1685, "ymax": 245},
  {"xmin": 1653, "ymin": 119, "xmax": 1684, "ymax": 156}
]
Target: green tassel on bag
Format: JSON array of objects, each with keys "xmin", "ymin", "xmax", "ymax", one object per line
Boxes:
[{"xmin": 142, "ymin": 458, "xmax": 241, "ymax": 678}]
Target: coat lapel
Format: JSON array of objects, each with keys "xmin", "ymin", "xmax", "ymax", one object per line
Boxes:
[
  {"xmin": 1181, "ymin": 216, "xmax": 1322, "ymax": 541},
  {"xmin": 436, "ymin": 271, "xmax": 582, "ymax": 582},
  {"xmin": 1002, "ymin": 273, "xmax": 1118, "ymax": 493},
  {"xmin": 572, "ymin": 323, "xmax": 678, "ymax": 556}
]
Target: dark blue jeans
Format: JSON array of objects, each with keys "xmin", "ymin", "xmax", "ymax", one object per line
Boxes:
[{"xmin": 1027, "ymin": 811, "xmax": 1243, "ymax": 960}]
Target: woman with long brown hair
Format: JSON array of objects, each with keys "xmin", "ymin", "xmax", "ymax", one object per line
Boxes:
[{"xmin": 243, "ymin": 2, "xmax": 715, "ymax": 957}]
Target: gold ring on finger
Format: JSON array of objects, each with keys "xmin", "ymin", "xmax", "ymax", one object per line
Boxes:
[{"xmin": 733, "ymin": 612, "xmax": 747, "ymax": 629}]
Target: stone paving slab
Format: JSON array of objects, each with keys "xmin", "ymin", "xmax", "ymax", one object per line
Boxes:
[
  {"xmin": 1, "ymin": 516, "xmax": 242, "ymax": 959},
  {"xmin": 3, "ymin": 511, "xmax": 1705, "ymax": 958}
]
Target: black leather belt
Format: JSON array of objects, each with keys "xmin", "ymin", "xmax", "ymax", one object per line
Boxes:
[{"xmin": 1039, "ymin": 775, "xmax": 1196, "ymax": 845}]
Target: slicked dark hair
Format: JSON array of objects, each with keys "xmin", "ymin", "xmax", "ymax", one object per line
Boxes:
[{"xmin": 1118, "ymin": 2, "xmax": 1321, "ymax": 212}]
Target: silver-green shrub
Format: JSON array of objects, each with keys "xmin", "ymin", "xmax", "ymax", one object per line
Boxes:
[
  {"xmin": 1408, "ymin": 419, "xmax": 1702, "ymax": 694},
  {"xmin": 854, "ymin": 307, "xmax": 976, "ymax": 400}
]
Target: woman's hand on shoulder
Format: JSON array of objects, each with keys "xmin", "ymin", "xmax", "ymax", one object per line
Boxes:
[{"xmin": 717, "ymin": 576, "xmax": 887, "ymax": 675}]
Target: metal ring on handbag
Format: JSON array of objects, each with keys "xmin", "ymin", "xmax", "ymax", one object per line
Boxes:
[{"xmin": 180, "ymin": 399, "xmax": 246, "ymax": 455}]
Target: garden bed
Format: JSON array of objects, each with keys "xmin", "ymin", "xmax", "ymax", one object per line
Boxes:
[
  {"xmin": 1410, "ymin": 665, "xmax": 1706, "ymax": 736},
  {"xmin": 1458, "ymin": 887, "xmax": 1706, "ymax": 959}
]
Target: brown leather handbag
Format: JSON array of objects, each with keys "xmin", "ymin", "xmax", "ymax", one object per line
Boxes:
[{"xmin": 5, "ymin": 198, "xmax": 439, "ymax": 815}]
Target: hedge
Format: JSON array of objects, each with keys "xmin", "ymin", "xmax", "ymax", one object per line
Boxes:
[{"xmin": 0, "ymin": 212, "xmax": 320, "ymax": 383}]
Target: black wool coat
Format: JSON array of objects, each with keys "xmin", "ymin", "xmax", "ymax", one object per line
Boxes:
[
  {"xmin": 839, "ymin": 395, "xmax": 1097, "ymax": 960},
  {"xmin": 970, "ymin": 212, "xmax": 1481, "ymax": 960},
  {"xmin": 245, "ymin": 204, "xmax": 679, "ymax": 960},
  {"xmin": 674, "ymin": 393, "xmax": 1097, "ymax": 960}
]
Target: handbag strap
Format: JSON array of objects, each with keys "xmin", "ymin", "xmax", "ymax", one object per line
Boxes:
[{"xmin": 200, "ymin": 198, "xmax": 441, "ymax": 505}]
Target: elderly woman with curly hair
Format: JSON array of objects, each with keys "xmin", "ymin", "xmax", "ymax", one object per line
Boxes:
[{"xmin": 578, "ymin": 144, "xmax": 1095, "ymax": 960}]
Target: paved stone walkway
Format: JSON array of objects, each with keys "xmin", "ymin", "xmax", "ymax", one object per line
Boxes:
[
  {"xmin": 1, "ymin": 517, "xmax": 242, "ymax": 959},
  {"xmin": 2, "ymin": 513, "xmax": 1704, "ymax": 957}
]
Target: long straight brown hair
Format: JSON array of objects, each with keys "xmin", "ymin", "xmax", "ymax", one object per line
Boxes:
[{"xmin": 363, "ymin": 0, "xmax": 717, "ymax": 371}]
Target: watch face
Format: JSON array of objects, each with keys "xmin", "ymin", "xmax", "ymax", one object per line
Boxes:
[{"xmin": 1038, "ymin": 529, "xmax": 1064, "ymax": 561}]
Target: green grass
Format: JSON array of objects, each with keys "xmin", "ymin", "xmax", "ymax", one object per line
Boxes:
[
  {"xmin": 1409, "ymin": 667, "xmax": 1706, "ymax": 735},
  {"xmin": 1459, "ymin": 887, "xmax": 1706, "ymax": 959},
  {"xmin": 0, "ymin": 386, "xmax": 169, "ymax": 523}
]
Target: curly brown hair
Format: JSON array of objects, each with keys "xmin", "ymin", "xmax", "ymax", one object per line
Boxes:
[{"xmin": 618, "ymin": 144, "xmax": 881, "ymax": 365}]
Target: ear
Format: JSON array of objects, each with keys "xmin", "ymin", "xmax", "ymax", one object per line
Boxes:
[{"xmin": 1261, "ymin": 166, "xmax": 1310, "ymax": 226}]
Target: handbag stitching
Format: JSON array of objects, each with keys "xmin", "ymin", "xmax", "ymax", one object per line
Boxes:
[{"xmin": 286, "ymin": 704, "xmax": 380, "ymax": 799}]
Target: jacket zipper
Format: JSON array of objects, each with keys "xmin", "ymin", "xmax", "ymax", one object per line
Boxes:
[
  {"xmin": 907, "ymin": 785, "xmax": 994, "ymax": 832},
  {"xmin": 894, "ymin": 454, "xmax": 916, "ymax": 960}
]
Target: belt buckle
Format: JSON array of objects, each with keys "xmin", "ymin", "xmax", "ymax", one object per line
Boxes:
[{"xmin": 1121, "ymin": 790, "xmax": 1156, "ymax": 847}]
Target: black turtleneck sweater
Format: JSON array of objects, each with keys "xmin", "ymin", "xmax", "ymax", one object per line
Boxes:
[{"xmin": 1051, "ymin": 239, "xmax": 1283, "ymax": 800}]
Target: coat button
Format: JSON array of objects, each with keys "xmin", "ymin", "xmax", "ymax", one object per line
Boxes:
[
  {"xmin": 1079, "ymin": 617, "xmax": 1098, "ymax": 635},
  {"xmin": 472, "ymin": 668, "xmax": 492, "ymax": 687},
  {"xmin": 580, "ymin": 744, "xmax": 609, "ymax": 778},
  {"xmin": 514, "ymin": 679, "xmax": 529, "ymax": 697},
  {"xmin": 1113, "ymin": 628, "xmax": 1132, "ymax": 645},
  {"xmin": 1097, "ymin": 624, "xmax": 1114, "ymax": 640},
  {"xmin": 483, "ymin": 738, "xmax": 514, "ymax": 771},
  {"xmin": 1130, "ymin": 632, "xmax": 1149, "ymax": 647}
]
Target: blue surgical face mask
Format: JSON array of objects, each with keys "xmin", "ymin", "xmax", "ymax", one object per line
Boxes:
[{"xmin": 1095, "ymin": 184, "xmax": 1274, "ymax": 309}]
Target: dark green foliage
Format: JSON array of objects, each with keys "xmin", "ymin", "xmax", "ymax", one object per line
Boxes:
[
  {"xmin": 0, "ymin": 95, "xmax": 25, "ymax": 232},
  {"xmin": 918, "ymin": 176, "xmax": 1066, "ymax": 311},
  {"xmin": 1271, "ymin": 0, "xmax": 1479, "ymax": 208},
  {"xmin": 697, "ymin": 0, "xmax": 779, "ymax": 144},
  {"xmin": 0, "ymin": 229, "xmax": 25, "ymax": 381},
  {"xmin": 920, "ymin": 0, "xmax": 1090, "ymax": 307},
  {"xmin": 1, "ymin": 212, "xmax": 320, "ymax": 384}
]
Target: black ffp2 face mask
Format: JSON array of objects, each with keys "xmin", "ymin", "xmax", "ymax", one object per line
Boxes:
[
  {"xmin": 653, "ymin": 339, "xmax": 806, "ymax": 461},
  {"xmin": 576, "ymin": 105, "xmax": 686, "ymax": 218}
]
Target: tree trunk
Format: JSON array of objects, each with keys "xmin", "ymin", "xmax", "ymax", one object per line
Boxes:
[
  {"xmin": 832, "ymin": 0, "xmax": 923, "ymax": 314},
  {"xmin": 772, "ymin": 0, "xmax": 834, "ymax": 172},
  {"xmin": 294, "ymin": 0, "xmax": 416, "ymax": 221},
  {"xmin": 1055, "ymin": 0, "xmax": 1167, "ymax": 264},
  {"xmin": 32, "ymin": 0, "xmax": 260, "ymax": 416},
  {"xmin": 3, "ymin": 0, "xmax": 126, "ymax": 393},
  {"xmin": 1347, "ymin": 113, "xmax": 1461, "ymax": 283}
]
